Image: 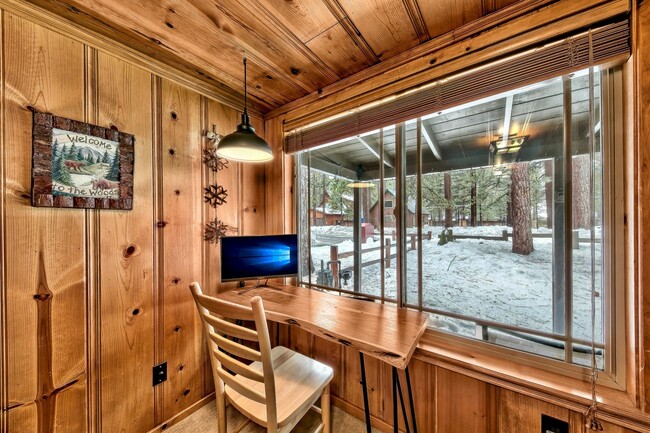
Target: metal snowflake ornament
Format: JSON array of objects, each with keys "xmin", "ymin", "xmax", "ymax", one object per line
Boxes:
[
  {"xmin": 204, "ymin": 219, "xmax": 229, "ymax": 244},
  {"xmin": 202, "ymin": 148, "xmax": 229, "ymax": 173},
  {"xmin": 203, "ymin": 184, "xmax": 228, "ymax": 207}
]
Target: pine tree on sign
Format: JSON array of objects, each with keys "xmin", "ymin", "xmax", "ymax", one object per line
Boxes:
[
  {"xmin": 54, "ymin": 154, "xmax": 72, "ymax": 186},
  {"xmin": 67, "ymin": 143, "xmax": 77, "ymax": 160},
  {"xmin": 107, "ymin": 152, "xmax": 120, "ymax": 181},
  {"xmin": 101, "ymin": 150, "xmax": 111, "ymax": 164}
]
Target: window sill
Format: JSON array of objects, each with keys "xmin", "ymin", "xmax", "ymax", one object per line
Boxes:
[{"xmin": 415, "ymin": 330, "xmax": 649, "ymax": 431}]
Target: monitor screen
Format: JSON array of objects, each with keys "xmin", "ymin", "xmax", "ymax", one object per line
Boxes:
[{"xmin": 220, "ymin": 234, "xmax": 299, "ymax": 282}]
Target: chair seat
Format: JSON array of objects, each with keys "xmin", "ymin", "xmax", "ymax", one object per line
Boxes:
[{"xmin": 226, "ymin": 346, "xmax": 333, "ymax": 429}]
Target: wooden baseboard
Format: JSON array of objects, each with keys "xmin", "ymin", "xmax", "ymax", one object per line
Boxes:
[
  {"xmin": 147, "ymin": 393, "xmax": 215, "ymax": 433},
  {"xmin": 331, "ymin": 395, "xmax": 404, "ymax": 433}
]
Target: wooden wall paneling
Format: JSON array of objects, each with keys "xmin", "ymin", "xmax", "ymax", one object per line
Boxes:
[
  {"xmin": 3, "ymin": 14, "xmax": 88, "ymax": 433},
  {"xmin": 407, "ymin": 358, "xmax": 435, "ymax": 433},
  {"xmin": 159, "ymin": 79, "xmax": 204, "ymax": 419},
  {"xmin": 95, "ymin": 51, "xmax": 156, "ymax": 433},
  {"xmin": 255, "ymin": 0, "xmax": 337, "ymax": 43},
  {"xmin": 204, "ymin": 98, "xmax": 241, "ymax": 295},
  {"xmin": 497, "ymin": 389, "xmax": 571, "ymax": 433},
  {"xmin": 637, "ymin": 0, "xmax": 650, "ymax": 413},
  {"xmin": 435, "ymin": 367, "xmax": 488, "ymax": 433},
  {"xmin": 264, "ymin": 116, "xmax": 285, "ymax": 236},
  {"xmin": 239, "ymin": 115, "xmax": 266, "ymax": 236},
  {"xmin": 0, "ymin": 7, "xmax": 5, "ymax": 433}
]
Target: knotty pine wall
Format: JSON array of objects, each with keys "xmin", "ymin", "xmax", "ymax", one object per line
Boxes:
[{"xmin": 0, "ymin": 10, "xmax": 279, "ymax": 433}]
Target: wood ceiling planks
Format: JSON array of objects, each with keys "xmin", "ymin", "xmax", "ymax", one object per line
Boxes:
[{"xmin": 23, "ymin": 0, "xmax": 556, "ymax": 113}]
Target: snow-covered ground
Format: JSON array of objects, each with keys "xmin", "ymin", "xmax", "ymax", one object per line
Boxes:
[{"xmin": 307, "ymin": 224, "xmax": 603, "ymax": 346}]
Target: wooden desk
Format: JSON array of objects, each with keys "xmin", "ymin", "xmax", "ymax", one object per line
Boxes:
[
  {"xmin": 215, "ymin": 283, "xmax": 428, "ymax": 370},
  {"xmin": 215, "ymin": 283, "xmax": 429, "ymax": 433}
]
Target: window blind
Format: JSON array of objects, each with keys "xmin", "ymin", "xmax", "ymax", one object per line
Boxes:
[{"xmin": 284, "ymin": 20, "xmax": 630, "ymax": 154}]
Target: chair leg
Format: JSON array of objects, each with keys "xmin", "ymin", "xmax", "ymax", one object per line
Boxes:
[
  {"xmin": 217, "ymin": 385, "xmax": 227, "ymax": 433},
  {"xmin": 322, "ymin": 384, "xmax": 331, "ymax": 433}
]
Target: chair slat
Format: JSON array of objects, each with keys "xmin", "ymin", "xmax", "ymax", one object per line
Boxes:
[
  {"xmin": 196, "ymin": 292, "xmax": 255, "ymax": 321},
  {"xmin": 204, "ymin": 314, "xmax": 259, "ymax": 341},
  {"xmin": 217, "ymin": 367, "xmax": 266, "ymax": 404},
  {"xmin": 214, "ymin": 349, "xmax": 265, "ymax": 383},
  {"xmin": 209, "ymin": 332, "xmax": 262, "ymax": 362}
]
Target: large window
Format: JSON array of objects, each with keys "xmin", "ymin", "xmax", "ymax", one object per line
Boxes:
[{"xmin": 296, "ymin": 67, "xmax": 624, "ymax": 379}]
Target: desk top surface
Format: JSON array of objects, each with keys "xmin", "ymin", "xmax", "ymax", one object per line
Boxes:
[{"xmin": 215, "ymin": 284, "xmax": 429, "ymax": 369}]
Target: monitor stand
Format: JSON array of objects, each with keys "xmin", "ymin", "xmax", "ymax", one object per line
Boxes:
[{"xmin": 237, "ymin": 278, "xmax": 284, "ymax": 295}]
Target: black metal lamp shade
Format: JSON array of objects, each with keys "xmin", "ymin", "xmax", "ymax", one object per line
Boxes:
[{"xmin": 216, "ymin": 112, "xmax": 273, "ymax": 162}]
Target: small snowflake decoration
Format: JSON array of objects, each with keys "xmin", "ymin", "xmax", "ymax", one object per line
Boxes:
[
  {"xmin": 204, "ymin": 184, "xmax": 228, "ymax": 207},
  {"xmin": 204, "ymin": 219, "xmax": 229, "ymax": 244},
  {"xmin": 202, "ymin": 148, "xmax": 229, "ymax": 173}
]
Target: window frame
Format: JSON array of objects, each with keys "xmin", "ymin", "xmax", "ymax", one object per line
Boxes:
[{"xmin": 295, "ymin": 67, "xmax": 626, "ymax": 389}]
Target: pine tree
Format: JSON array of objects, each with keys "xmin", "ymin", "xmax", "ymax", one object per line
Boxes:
[
  {"xmin": 53, "ymin": 154, "xmax": 72, "ymax": 185},
  {"xmin": 107, "ymin": 152, "xmax": 120, "ymax": 181},
  {"xmin": 77, "ymin": 148, "xmax": 84, "ymax": 161},
  {"xmin": 101, "ymin": 150, "xmax": 111, "ymax": 164},
  {"xmin": 67, "ymin": 143, "xmax": 77, "ymax": 160}
]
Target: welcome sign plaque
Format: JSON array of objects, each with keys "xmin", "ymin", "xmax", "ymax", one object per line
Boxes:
[{"xmin": 31, "ymin": 111, "xmax": 134, "ymax": 210}]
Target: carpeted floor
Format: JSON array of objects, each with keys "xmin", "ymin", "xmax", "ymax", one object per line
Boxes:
[{"xmin": 165, "ymin": 400, "xmax": 380, "ymax": 433}]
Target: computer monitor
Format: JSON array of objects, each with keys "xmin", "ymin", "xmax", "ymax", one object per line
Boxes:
[{"xmin": 220, "ymin": 234, "xmax": 299, "ymax": 282}]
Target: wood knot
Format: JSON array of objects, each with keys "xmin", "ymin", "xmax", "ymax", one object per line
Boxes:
[
  {"xmin": 172, "ymin": 277, "xmax": 180, "ymax": 285},
  {"xmin": 183, "ymin": 389, "xmax": 190, "ymax": 396},
  {"xmin": 174, "ymin": 325, "xmax": 182, "ymax": 332},
  {"xmin": 165, "ymin": 21, "xmax": 174, "ymax": 29},
  {"xmin": 156, "ymin": 221, "xmax": 168, "ymax": 228},
  {"xmin": 161, "ymin": 424, "xmax": 168, "ymax": 431},
  {"xmin": 317, "ymin": 89, "xmax": 323, "ymax": 95},
  {"xmin": 266, "ymin": 74, "xmax": 273, "ymax": 80},
  {"xmin": 465, "ymin": 46, "xmax": 471, "ymax": 52},
  {"xmin": 290, "ymin": 67, "xmax": 300, "ymax": 75},
  {"xmin": 168, "ymin": 148, "xmax": 175, "ymax": 156},
  {"xmin": 174, "ymin": 189, "xmax": 181, "ymax": 195},
  {"xmin": 132, "ymin": 308, "xmax": 140, "ymax": 316},
  {"xmin": 122, "ymin": 245, "xmax": 136, "ymax": 258},
  {"xmin": 170, "ymin": 111, "xmax": 178, "ymax": 120},
  {"xmin": 178, "ymin": 364, "xmax": 184, "ymax": 371},
  {"xmin": 429, "ymin": 58, "xmax": 437, "ymax": 65},
  {"xmin": 33, "ymin": 293, "xmax": 52, "ymax": 301},
  {"xmin": 151, "ymin": 37, "xmax": 162, "ymax": 45}
]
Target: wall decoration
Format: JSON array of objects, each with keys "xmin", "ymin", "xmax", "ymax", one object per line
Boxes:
[
  {"xmin": 203, "ymin": 184, "xmax": 228, "ymax": 207},
  {"xmin": 31, "ymin": 110, "xmax": 134, "ymax": 209},
  {"xmin": 204, "ymin": 219, "xmax": 229, "ymax": 244},
  {"xmin": 203, "ymin": 128, "xmax": 229, "ymax": 172}
]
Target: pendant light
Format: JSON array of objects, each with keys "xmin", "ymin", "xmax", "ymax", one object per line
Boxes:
[
  {"xmin": 216, "ymin": 55, "xmax": 273, "ymax": 163},
  {"xmin": 348, "ymin": 165, "xmax": 375, "ymax": 188}
]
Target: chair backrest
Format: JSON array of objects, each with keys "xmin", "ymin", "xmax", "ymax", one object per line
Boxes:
[{"xmin": 189, "ymin": 282, "xmax": 277, "ymax": 428}]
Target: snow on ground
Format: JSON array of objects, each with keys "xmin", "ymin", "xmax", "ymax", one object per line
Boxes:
[{"xmin": 308, "ymin": 225, "xmax": 603, "ymax": 343}]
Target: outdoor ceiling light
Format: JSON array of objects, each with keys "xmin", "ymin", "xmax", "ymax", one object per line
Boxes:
[
  {"xmin": 216, "ymin": 55, "xmax": 273, "ymax": 163},
  {"xmin": 347, "ymin": 165, "xmax": 375, "ymax": 188}
]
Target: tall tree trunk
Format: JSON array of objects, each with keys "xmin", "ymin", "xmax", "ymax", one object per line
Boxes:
[
  {"xmin": 444, "ymin": 171, "xmax": 452, "ymax": 227},
  {"xmin": 511, "ymin": 162, "xmax": 534, "ymax": 255},
  {"xmin": 470, "ymin": 172, "xmax": 477, "ymax": 227},
  {"xmin": 362, "ymin": 187, "xmax": 371, "ymax": 224},
  {"xmin": 545, "ymin": 159, "xmax": 553, "ymax": 229},
  {"xmin": 572, "ymin": 154, "xmax": 590, "ymax": 229}
]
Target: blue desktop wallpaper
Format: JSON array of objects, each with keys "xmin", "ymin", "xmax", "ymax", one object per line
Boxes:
[{"xmin": 221, "ymin": 234, "xmax": 299, "ymax": 281}]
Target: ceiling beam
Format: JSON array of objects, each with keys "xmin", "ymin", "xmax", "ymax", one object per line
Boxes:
[
  {"xmin": 309, "ymin": 156, "xmax": 358, "ymax": 179},
  {"xmin": 357, "ymin": 136, "xmax": 395, "ymax": 168},
  {"xmin": 500, "ymin": 94, "xmax": 514, "ymax": 147},
  {"xmin": 421, "ymin": 122, "xmax": 443, "ymax": 160}
]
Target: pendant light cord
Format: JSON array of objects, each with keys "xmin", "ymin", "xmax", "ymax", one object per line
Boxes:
[{"xmin": 243, "ymin": 53, "xmax": 248, "ymax": 116}]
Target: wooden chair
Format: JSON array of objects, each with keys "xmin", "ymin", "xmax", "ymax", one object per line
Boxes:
[{"xmin": 190, "ymin": 282, "xmax": 333, "ymax": 433}]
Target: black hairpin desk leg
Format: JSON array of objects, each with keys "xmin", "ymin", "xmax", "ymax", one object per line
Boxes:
[
  {"xmin": 405, "ymin": 366, "xmax": 418, "ymax": 433},
  {"xmin": 359, "ymin": 353, "xmax": 372, "ymax": 433}
]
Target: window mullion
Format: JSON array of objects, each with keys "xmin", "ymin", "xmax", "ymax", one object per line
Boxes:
[
  {"xmin": 416, "ymin": 119, "xmax": 423, "ymax": 310},
  {"xmin": 563, "ymin": 75, "xmax": 574, "ymax": 364}
]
